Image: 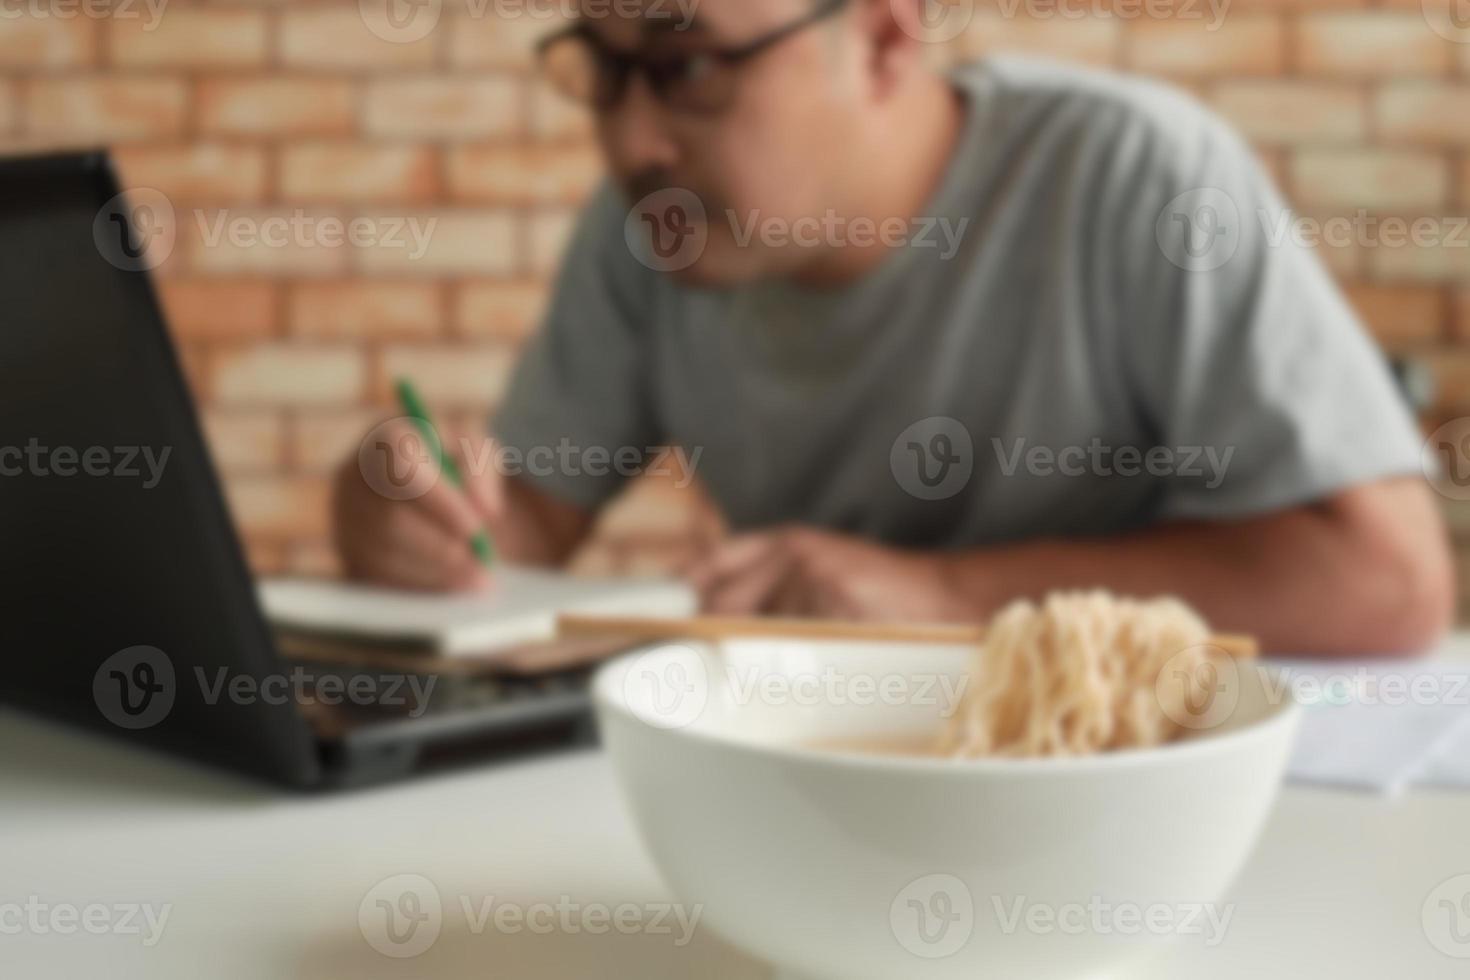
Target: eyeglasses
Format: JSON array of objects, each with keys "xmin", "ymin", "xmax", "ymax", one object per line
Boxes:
[{"xmin": 536, "ymin": 0, "xmax": 850, "ymax": 115}]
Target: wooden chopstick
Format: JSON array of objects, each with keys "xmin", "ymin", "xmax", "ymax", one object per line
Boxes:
[{"xmin": 556, "ymin": 614, "xmax": 1259, "ymax": 660}]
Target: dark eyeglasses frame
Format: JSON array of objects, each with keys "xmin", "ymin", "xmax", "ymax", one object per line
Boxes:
[{"xmin": 536, "ymin": 0, "xmax": 851, "ymax": 114}]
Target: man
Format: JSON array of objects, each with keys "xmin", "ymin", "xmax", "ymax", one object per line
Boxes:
[{"xmin": 334, "ymin": 0, "xmax": 1454, "ymax": 655}]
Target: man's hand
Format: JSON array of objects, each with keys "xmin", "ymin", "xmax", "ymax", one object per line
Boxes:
[
  {"xmin": 685, "ymin": 526, "xmax": 973, "ymax": 622},
  {"xmin": 332, "ymin": 419, "xmax": 504, "ymax": 592}
]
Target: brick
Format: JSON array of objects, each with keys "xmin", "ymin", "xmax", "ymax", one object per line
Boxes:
[
  {"xmin": 352, "ymin": 210, "xmax": 519, "ymax": 276},
  {"xmin": 1370, "ymin": 231, "xmax": 1470, "ymax": 282},
  {"xmin": 279, "ymin": 144, "xmax": 439, "ymax": 203},
  {"xmin": 0, "ymin": 15, "xmax": 95, "ymax": 68},
  {"xmin": 185, "ymin": 209, "xmax": 354, "ymax": 277},
  {"xmin": 448, "ymin": 12, "xmax": 549, "ymax": 70},
  {"xmin": 1342, "ymin": 284, "xmax": 1445, "ymax": 347},
  {"xmin": 157, "ymin": 281, "xmax": 279, "ymax": 341},
  {"xmin": 530, "ymin": 80, "xmax": 594, "ymax": 140},
  {"xmin": 1376, "ymin": 84, "xmax": 1470, "ymax": 145},
  {"xmin": 280, "ymin": 8, "xmax": 436, "ymax": 69},
  {"xmin": 25, "ymin": 79, "xmax": 186, "ymax": 141},
  {"xmin": 1289, "ymin": 150, "xmax": 1449, "ymax": 209},
  {"xmin": 364, "ymin": 77, "xmax": 523, "ymax": 139},
  {"xmin": 110, "ymin": 10, "xmax": 268, "ymax": 68},
  {"xmin": 455, "ymin": 280, "xmax": 547, "ymax": 341},
  {"xmin": 528, "ymin": 208, "xmax": 576, "ymax": 275},
  {"xmin": 211, "ymin": 346, "xmax": 366, "ymax": 406},
  {"xmin": 1430, "ymin": 352, "xmax": 1470, "ymax": 411},
  {"xmin": 1298, "ymin": 13, "xmax": 1454, "ymax": 76},
  {"xmin": 225, "ymin": 476, "xmax": 331, "ymax": 540},
  {"xmin": 290, "ymin": 409, "xmax": 378, "ymax": 473},
  {"xmin": 448, "ymin": 143, "xmax": 603, "ymax": 204},
  {"xmin": 956, "ymin": 13, "xmax": 1118, "ymax": 68},
  {"xmin": 289, "ymin": 282, "xmax": 441, "ymax": 340},
  {"xmin": 113, "ymin": 145, "xmax": 268, "ymax": 203},
  {"xmin": 378, "ymin": 346, "xmax": 515, "ymax": 407},
  {"xmin": 1212, "ymin": 83, "xmax": 1366, "ymax": 144},
  {"xmin": 197, "ymin": 79, "xmax": 356, "ymax": 137},
  {"xmin": 202, "ymin": 410, "xmax": 286, "ymax": 473},
  {"xmin": 1125, "ymin": 17, "xmax": 1283, "ymax": 76}
]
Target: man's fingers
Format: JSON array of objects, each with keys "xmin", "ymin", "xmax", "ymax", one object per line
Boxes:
[
  {"xmin": 700, "ymin": 546, "xmax": 797, "ymax": 616},
  {"xmin": 686, "ymin": 531, "xmax": 784, "ymax": 594}
]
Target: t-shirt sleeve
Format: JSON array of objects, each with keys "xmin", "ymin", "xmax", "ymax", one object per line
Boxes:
[
  {"xmin": 1106, "ymin": 92, "xmax": 1424, "ymax": 521},
  {"xmin": 491, "ymin": 183, "xmax": 663, "ymax": 510}
]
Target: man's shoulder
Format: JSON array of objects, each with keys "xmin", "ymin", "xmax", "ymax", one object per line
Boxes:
[{"xmin": 956, "ymin": 55, "xmax": 1244, "ymax": 180}]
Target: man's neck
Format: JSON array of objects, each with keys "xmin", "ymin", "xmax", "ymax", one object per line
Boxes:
[{"xmin": 791, "ymin": 72, "xmax": 966, "ymax": 287}]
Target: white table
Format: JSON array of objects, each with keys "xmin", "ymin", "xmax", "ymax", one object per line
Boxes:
[{"xmin": 5, "ymin": 642, "xmax": 1470, "ymax": 979}]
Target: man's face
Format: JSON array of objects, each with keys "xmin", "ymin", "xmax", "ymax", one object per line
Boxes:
[{"xmin": 584, "ymin": 0, "xmax": 864, "ymax": 286}]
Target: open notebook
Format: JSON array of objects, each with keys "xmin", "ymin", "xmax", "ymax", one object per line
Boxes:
[{"xmin": 258, "ymin": 568, "xmax": 697, "ymax": 657}]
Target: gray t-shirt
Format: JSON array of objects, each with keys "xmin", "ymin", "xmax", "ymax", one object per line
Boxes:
[{"xmin": 494, "ymin": 56, "xmax": 1422, "ymax": 550}]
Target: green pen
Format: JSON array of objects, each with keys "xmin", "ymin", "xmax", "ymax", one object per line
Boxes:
[{"xmin": 395, "ymin": 377, "xmax": 496, "ymax": 568}]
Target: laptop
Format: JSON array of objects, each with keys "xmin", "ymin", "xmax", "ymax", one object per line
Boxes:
[{"xmin": 0, "ymin": 151, "xmax": 611, "ymax": 789}]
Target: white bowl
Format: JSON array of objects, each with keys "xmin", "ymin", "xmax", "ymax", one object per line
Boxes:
[{"xmin": 594, "ymin": 639, "xmax": 1300, "ymax": 980}]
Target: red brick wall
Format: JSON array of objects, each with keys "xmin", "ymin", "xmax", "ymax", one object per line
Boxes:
[{"xmin": 2, "ymin": 0, "xmax": 1468, "ymax": 599}]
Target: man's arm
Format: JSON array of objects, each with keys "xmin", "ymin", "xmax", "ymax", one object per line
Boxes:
[{"xmin": 688, "ymin": 477, "xmax": 1455, "ymax": 657}]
